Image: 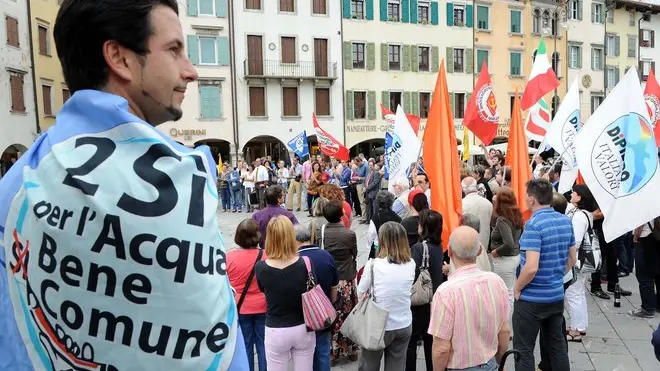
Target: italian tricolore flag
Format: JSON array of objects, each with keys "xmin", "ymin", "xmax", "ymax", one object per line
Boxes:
[
  {"xmin": 524, "ymin": 98, "xmax": 551, "ymax": 142},
  {"xmin": 521, "ymin": 37, "xmax": 560, "ymax": 111}
]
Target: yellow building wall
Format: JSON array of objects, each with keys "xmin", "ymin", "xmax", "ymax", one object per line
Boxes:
[
  {"xmin": 30, "ymin": 0, "xmax": 66, "ymax": 130},
  {"xmin": 605, "ymin": 7, "xmax": 638, "ymax": 92},
  {"xmin": 475, "ymin": 0, "xmax": 566, "ymax": 143}
]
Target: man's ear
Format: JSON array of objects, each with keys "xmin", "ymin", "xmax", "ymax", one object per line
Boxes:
[{"xmin": 102, "ymin": 40, "xmax": 135, "ymax": 82}]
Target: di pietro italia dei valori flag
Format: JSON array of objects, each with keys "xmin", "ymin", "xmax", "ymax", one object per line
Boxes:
[
  {"xmin": 423, "ymin": 60, "xmax": 462, "ymax": 250},
  {"xmin": 386, "ymin": 106, "xmax": 421, "ymax": 193},
  {"xmin": 643, "ymin": 68, "xmax": 660, "ymax": 146},
  {"xmin": 545, "ymin": 77, "xmax": 581, "ymax": 194},
  {"xmin": 464, "ymin": 61, "xmax": 499, "ymax": 145},
  {"xmin": 575, "ymin": 67, "xmax": 660, "ymax": 242},
  {"xmin": 521, "ymin": 37, "xmax": 560, "ymax": 111},
  {"xmin": 312, "ymin": 113, "xmax": 349, "ymax": 161}
]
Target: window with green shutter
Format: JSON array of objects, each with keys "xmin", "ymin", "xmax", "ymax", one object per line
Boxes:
[
  {"xmin": 215, "ymin": 0, "xmax": 227, "ymax": 17},
  {"xmin": 199, "ymin": 85, "xmax": 222, "ymax": 119},
  {"xmin": 510, "ymin": 10, "xmax": 521, "ymax": 33},
  {"xmin": 199, "ymin": 0, "xmax": 214, "ymax": 16},
  {"xmin": 430, "ymin": 1, "xmax": 438, "ymax": 25},
  {"xmin": 402, "ymin": 45, "xmax": 411, "ymax": 71},
  {"xmin": 510, "ymin": 52, "xmax": 522, "ymax": 76},
  {"xmin": 403, "ymin": 91, "xmax": 411, "ymax": 112},
  {"xmin": 343, "ymin": 41, "xmax": 352, "ymax": 70},
  {"xmin": 187, "ymin": 35, "xmax": 199, "ymax": 64},
  {"xmin": 446, "ymin": 2, "xmax": 454, "ymax": 26},
  {"xmin": 188, "ymin": 0, "xmax": 199, "ymax": 16},
  {"xmin": 402, "ymin": 0, "xmax": 410, "ymax": 22},
  {"xmin": 380, "ymin": 43, "xmax": 389, "ymax": 71},
  {"xmin": 431, "ymin": 46, "xmax": 439, "ymax": 72},
  {"xmin": 381, "ymin": 91, "xmax": 389, "ymax": 111},
  {"xmin": 445, "ymin": 47, "xmax": 454, "ymax": 73},
  {"xmin": 465, "ymin": 5, "xmax": 473, "ymax": 27},
  {"xmin": 366, "ymin": 43, "xmax": 376, "ymax": 70},
  {"xmin": 412, "ymin": 91, "xmax": 420, "ymax": 115},
  {"xmin": 476, "ymin": 5, "xmax": 489, "ymax": 30},
  {"xmin": 200, "ymin": 36, "xmax": 217, "ymax": 64},
  {"xmin": 217, "ymin": 36, "xmax": 230, "ymax": 65},
  {"xmin": 465, "ymin": 49, "xmax": 473, "ymax": 74},
  {"xmin": 476, "ymin": 49, "xmax": 489, "ymax": 72},
  {"xmin": 345, "ymin": 90, "xmax": 354, "ymax": 119},
  {"xmin": 367, "ymin": 91, "xmax": 377, "ymax": 119}
]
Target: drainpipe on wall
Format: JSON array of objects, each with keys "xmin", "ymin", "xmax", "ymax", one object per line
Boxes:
[
  {"xmin": 228, "ymin": 0, "xmax": 240, "ymax": 164},
  {"xmin": 340, "ymin": 11, "xmax": 347, "ymax": 149},
  {"xmin": 638, "ymin": 10, "xmax": 650, "ymax": 81},
  {"xmin": 472, "ymin": 0, "xmax": 475, "ymax": 147},
  {"xmin": 26, "ymin": 0, "xmax": 41, "ymax": 135}
]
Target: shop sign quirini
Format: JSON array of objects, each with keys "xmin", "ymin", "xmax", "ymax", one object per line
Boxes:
[{"xmin": 169, "ymin": 129, "xmax": 207, "ymax": 138}]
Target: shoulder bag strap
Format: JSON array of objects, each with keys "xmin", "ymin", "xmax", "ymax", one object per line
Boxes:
[
  {"xmin": 321, "ymin": 224, "xmax": 326, "ymax": 250},
  {"xmin": 237, "ymin": 249, "xmax": 263, "ymax": 312},
  {"xmin": 579, "ymin": 210, "xmax": 594, "ymax": 244},
  {"xmin": 369, "ymin": 259, "xmax": 376, "ymax": 300},
  {"xmin": 302, "ymin": 256, "xmax": 316, "ymax": 289},
  {"xmin": 422, "ymin": 241, "xmax": 430, "ymax": 269}
]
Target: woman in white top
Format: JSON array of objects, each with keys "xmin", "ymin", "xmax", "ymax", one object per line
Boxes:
[
  {"xmin": 565, "ymin": 184, "xmax": 597, "ymax": 342},
  {"xmin": 357, "ymin": 222, "xmax": 415, "ymax": 371}
]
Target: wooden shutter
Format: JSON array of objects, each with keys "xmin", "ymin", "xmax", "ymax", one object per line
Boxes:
[
  {"xmin": 188, "ymin": 0, "xmax": 198, "ymax": 16},
  {"xmin": 381, "ymin": 91, "xmax": 389, "ymax": 110},
  {"xmin": 402, "ymin": 45, "xmax": 411, "ymax": 71},
  {"xmin": 380, "ymin": 43, "xmax": 388, "ymax": 71},
  {"xmin": 217, "ymin": 36, "xmax": 230, "ymax": 65},
  {"xmin": 314, "ymin": 38, "xmax": 328, "ymax": 77},
  {"xmin": 6, "ymin": 17, "xmax": 19, "ymax": 47},
  {"xmin": 403, "ymin": 91, "xmax": 411, "ymax": 113},
  {"xmin": 62, "ymin": 88, "xmax": 71, "ymax": 104},
  {"xmin": 402, "ymin": 0, "xmax": 410, "ymax": 22},
  {"xmin": 315, "ymin": 88, "xmax": 330, "ymax": 116},
  {"xmin": 366, "ymin": 43, "xmax": 375, "ymax": 70},
  {"xmin": 652, "ymin": 30, "xmax": 656, "ymax": 48},
  {"xmin": 282, "ymin": 87, "xmax": 298, "ymax": 116},
  {"xmin": 249, "ymin": 86, "xmax": 265, "ymax": 116},
  {"xmin": 412, "ymin": 91, "xmax": 420, "ymax": 116},
  {"xmin": 279, "ymin": 0, "xmax": 294, "ymax": 12},
  {"xmin": 345, "ymin": 90, "xmax": 354, "ymax": 119},
  {"xmin": 216, "ymin": 0, "xmax": 227, "ymax": 17},
  {"xmin": 466, "ymin": 48, "xmax": 473, "ymax": 74},
  {"xmin": 466, "ymin": 4, "xmax": 473, "ymax": 27},
  {"xmin": 246, "ymin": 0, "xmax": 261, "ymax": 10},
  {"xmin": 281, "ymin": 37, "xmax": 296, "ymax": 63},
  {"xmin": 38, "ymin": 26, "xmax": 48, "ymax": 55},
  {"xmin": 187, "ymin": 35, "xmax": 199, "ymax": 65},
  {"xmin": 446, "ymin": 47, "xmax": 454, "ymax": 73},
  {"xmin": 42, "ymin": 85, "xmax": 52, "ymax": 116},
  {"xmin": 446, "ymin": 2, "xmax": 454, "ymax": 26},
  {"xmin": 431, "ymin": 46, "xmax": 439, "ymax": 72},
  {"xmin": 10, "ymin": 75, "xmax": 25, "ymax": 112},
  {"xmin": 313, "ymin": 0, "xmax": 327, "ymax": 15},
  {"xmin": 430, "ymin": 1, "xmax": 438, "ymax": 25},
  {"xmin": 343, "ymin": 41, "xmax": 352, "ymax": 70},
  {"xmin": 380, "ymin": 0, "xmax": 388, "ymax": 21},
  {"xmin": 614, "ymin": 36, "xmax": 620, "ymax": 56},
  {"xmin": 367, "ymin": 91, "xmax": 377, "ymax": 119},
  {"xmin": 247, "ymin": 35, "xmax": 263, "ymax": 74}
]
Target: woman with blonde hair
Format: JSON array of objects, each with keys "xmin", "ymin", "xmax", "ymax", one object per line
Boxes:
[
  {"xmin": 357, "ymin": 222, "xmax": 415, "ymax": 371},
  {"xmin": 255, "ymin": 216, "xmax": 317, "ymax": 370}
]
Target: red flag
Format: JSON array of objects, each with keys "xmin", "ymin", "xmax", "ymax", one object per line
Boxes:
[
  {"xmin": 380, "ymin": 104, "xmax": 421, "ymax": 135},
  {"xmin": 644, "ymin": 68, "xmax": 660, "ymax": 146},
  {"xmin": 422, "ymin": 61, "xmax": 462, "ymax": 251},
  {"xmin": 464, "ymin": 61, "xmax": 499, "ymax": 145},
  {"xmin": 312, "ymin": 113, "xmax": 349, "ymax": 161}
]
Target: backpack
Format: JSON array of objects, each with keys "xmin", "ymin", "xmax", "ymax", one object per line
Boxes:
[
  {"xmin": 648, "ymin": 217, "xmax": 660, "ymax": 241},
  {"xmin": 571, "ymin": 210, "xmax": 602, "ymax": 274},
  {"xmin": 410, "ymin": 242, "xmax": 434, "ymax": 306}
]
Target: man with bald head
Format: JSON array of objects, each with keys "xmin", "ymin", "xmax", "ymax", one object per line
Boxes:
[
  {"xmin": 428, "ymin": 226, "xmax": 510, "ymax": 370},
  {"xmin": 461, "ymin": 176, "xmax": 493, "ymax": 269}
]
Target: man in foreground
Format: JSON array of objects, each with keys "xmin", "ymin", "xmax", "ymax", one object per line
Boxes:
[
  {"xmin": 513, "ymin": 179, "xmax": 576, "ymax": 371},
  {"xmin": 0, "ymin": 0, "xmax": 247, "ymax": 369},
  {"xmin": 428, "ymin": 226, "xmax": 510, "ymax": 370}
]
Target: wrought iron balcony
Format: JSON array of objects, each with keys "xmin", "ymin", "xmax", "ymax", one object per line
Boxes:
[{"xmin": 243, "ymin": 60, "xmax": 338, "ymax": 80}]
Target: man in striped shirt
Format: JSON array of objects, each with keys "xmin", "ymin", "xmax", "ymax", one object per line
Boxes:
[
  {"xmin": 513, "ymin": 179, "xmax": 577, "ymax": 371},
  {"xmin": 428, "ymin": 226, "xmax": 511, "ymax": 370}
]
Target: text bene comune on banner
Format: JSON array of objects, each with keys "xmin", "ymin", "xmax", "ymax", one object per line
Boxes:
[{"xmin": 13, "ymin": 199, "xmax": 230, "ymax": 361}]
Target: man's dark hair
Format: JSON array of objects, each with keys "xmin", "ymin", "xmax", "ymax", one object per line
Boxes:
[
  {"xmin": 54, "ymin": 0, "xmax": 179, "ymax": 93},
  {"xmin": 526, "ymin": 179, "xmax": 554, "ymax": 206},
  {"xmin": 264, "ymin": 185, "xmax": 284, "ymax": 205},
  {"xmin": 322, "ymin": 200, "xmax": 344, "ymax": 223},
  {"xmin": 416, "ymin": 172, "xmax": 429, "ymax": 183}
]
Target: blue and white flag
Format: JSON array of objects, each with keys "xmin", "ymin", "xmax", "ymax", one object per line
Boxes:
[
  {"xmin": 385, "ymin": 106, "xmax": 421, "ymax": 192},
  {"xmin": 546, "ymin": 77, "xmax": 581, "ymax": 194},
  {"xmin": 287, "ymin": 130, "xmax": 309, "ymax": 159},
  {"xmin": 576, "ymin": 67, "xmax": 660, "ymax": 242},
  {"xmin": 0, "ymin": 90, "xmax": 247, "ymax": 370}
]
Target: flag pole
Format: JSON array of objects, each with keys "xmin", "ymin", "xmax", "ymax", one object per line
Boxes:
[{"xmin": 549, "ymin": 146, "xmax": 570, "ymax": 169}]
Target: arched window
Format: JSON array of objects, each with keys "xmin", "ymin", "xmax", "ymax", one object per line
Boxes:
[
  {"xmin": 542, "ymin": 10, "xmax": 550, "ymax": 30},
  {"xmin": 552, "ymin": 52, "xmax": 560, "ymax": 77},
  {"xmin": 551, "ymin": 12, "xmax": 559, "ymax": 35},
  {"xmin": 533, "ymin": 9, "xmax": 541, "ymax": 33},
  {"xmin": 551, "ymin": 95, "xmax": 561, "ymax": 118}
]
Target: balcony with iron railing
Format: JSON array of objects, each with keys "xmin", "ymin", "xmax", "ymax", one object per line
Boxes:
[{"xmin": 243, "ymin": 60, "xmax": 338, "ymax": 80}]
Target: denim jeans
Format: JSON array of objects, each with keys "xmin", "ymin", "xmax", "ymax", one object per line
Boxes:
[
  {"xmin": 239, "ymin": 313, "xmax": 267, "ymax": 371},
  {"xmin": 221, "ymin": 187, "xmax": 231, "ymax": 210},
  {"xmin": 447, "ymin": 357, "xmax": 497, "ymax": 371},
  {"xmin": 634, "ymin": 236, "xmax": 660, "ymax": 312},
  {"xmin": 513, "ymin": 300, "xmax": 569, "ymax": 371},
  {"xmin": 313, "ymin": 330, "xmax": 331, "ymax": 371},
  {"xmin": 231, "ymin": 188, "xmax": 243, "ymax": 211}
]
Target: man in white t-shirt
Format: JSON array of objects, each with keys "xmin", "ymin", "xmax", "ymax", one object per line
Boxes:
[{"xmin": 254, "ymin": 158, "xmax": 269, "ymax": 209}]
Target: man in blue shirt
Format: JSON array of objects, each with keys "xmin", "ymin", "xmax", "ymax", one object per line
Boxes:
[
  {"xmin": 294, "ymin": 223, "xmax": 338, "ymax": 371},
  {"xmin": 0, "ymin": 1, "xmax": 247, "ymax": 369},
  {"xmin": 513, "ymin": 179, "xmax": 577, "ymax": 371}
]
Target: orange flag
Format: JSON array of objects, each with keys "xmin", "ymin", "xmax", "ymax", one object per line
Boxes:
[
  {"xmin": 506, "ymin": 90, "xmax": 532, "ymax": 220},
  {"xmin": 423, "ymin": 60, "xmax": 462, "ymax": 251}
]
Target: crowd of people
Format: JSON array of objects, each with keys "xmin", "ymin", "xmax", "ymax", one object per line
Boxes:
[{"xmin": 223, "ymin": 148, "xmax": 660, "ymax": 371}]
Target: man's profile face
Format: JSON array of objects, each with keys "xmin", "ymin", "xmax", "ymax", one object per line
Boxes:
[
  {"xmin": 130, "ymin": 6, "xmax": 197, "ymax": 125},
  {"xmin": 416, "ymin": 175, "xmax": 429, "ymax": 191}
]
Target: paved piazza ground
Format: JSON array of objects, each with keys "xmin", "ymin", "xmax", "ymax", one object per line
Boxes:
[{"xmin": 218, "ymin": 209, "xmax": 659, "ymax": 371}]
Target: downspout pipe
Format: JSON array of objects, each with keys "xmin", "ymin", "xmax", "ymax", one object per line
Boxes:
[
  {"xmin": 340, "ymin": 9, "xmax": 347, "ymax": 150},
  {"xmin": 26, "ymin": 0, "xmax": 41, "ymax": 135},
  {"xmin": 228, "ymin": 0, "xmax": 240, "ymax": 164}
]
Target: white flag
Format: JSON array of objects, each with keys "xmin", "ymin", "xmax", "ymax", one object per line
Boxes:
[
  {"xmin": 575, "ymin": 67, "xmax": 660, "ymax": 242},
  {"xmin": 386, "ymin": 105, "xmax": 421, "ymax": 192},
  {"xmin": 546, "ymin": 77, "xmax": 581, "ymax": 193}
]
